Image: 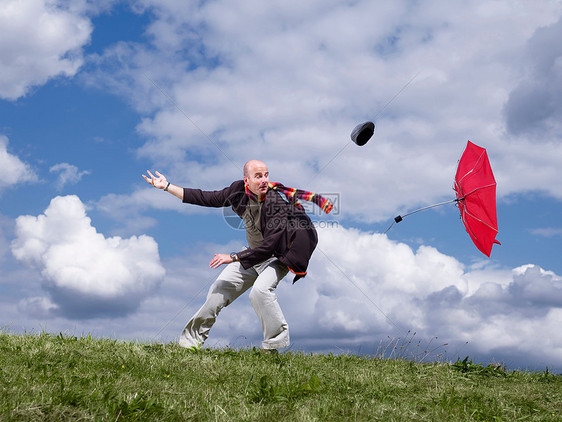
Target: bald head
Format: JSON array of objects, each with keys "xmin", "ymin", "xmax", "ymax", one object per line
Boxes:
[
  {"xmin": 243, "ymin": 160, "xmax": 269, "ymax": 198},
  {"xmin": 244, "ymin": 160, "xmax": 267, "ymax": 177}
]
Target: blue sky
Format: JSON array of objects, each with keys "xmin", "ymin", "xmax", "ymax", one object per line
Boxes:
[{"xmin": 1, "ymin": 0, "xmax": 562, "ymax": 372}]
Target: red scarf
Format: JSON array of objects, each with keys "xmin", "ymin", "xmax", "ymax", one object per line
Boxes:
[{"xmin": 245, "ymin": 182, "xmax": 333, "ymax": 214}]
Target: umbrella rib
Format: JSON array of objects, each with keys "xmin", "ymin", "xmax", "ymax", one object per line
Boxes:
[
  {"xmin": 458, "ymin": 182, "xmax": 498, "ymax": 234},
  {"xmin": 458, "ymin": 182, "xmax": 496, "ymax": 199},
  {"xmin": 462, "ymin": 207, "xmax": 499, "ymax": 234},
  {"xmin": 456, "ymin": 150, "xmax": 486, "ymax": 185},
  {"xmin": 460, "ymin": 208, "xmax": 487, "ymax": 250},
  {"xmin": 460, "ymin": 209, "xmax": 479, "ymax": 241}
]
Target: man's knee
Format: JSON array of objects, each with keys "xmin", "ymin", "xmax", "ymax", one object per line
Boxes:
[
  {"xmin": 201, "ymin": 292, "xmax": 230, "ymax": 317},
  {"xmin": 249, "ymin": 284, "xmax": 272, "ymax": 305}
]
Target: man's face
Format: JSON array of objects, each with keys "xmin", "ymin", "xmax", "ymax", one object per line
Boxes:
[{"xmin": 244, "ymin": 162, "xmax": 269, "ymax": 198}]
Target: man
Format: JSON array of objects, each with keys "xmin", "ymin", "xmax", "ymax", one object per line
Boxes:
[{"xmin": 142, "ymin": 160, "xmax": 331, "ymax": 351}]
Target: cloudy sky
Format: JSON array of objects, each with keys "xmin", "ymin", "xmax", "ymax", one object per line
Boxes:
[{"xmin": 1, "ymin": 0, "xmax": 561, "ymax": 372}]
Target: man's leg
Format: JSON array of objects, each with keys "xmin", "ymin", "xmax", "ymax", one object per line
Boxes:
[
  {"xmin": 249, "ymin": 259, "xmax": 290, "ymax": 350},
  {"xmin": 179, "ymin": 262, "xmax": 257, "ymax": 348}
]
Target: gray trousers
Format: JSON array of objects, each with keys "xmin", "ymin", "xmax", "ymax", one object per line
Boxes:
[{"xmin": 179, "ymin": 257, "xmax": 290, "ymax": 350}]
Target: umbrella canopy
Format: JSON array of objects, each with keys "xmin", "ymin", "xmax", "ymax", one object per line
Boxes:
[{"xmin": 454, "ymin": 141, "xmax": 500, "ymax": 257}]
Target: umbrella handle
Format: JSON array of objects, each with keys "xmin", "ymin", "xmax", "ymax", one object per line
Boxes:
[{"xmin": 384, "ymin": 198, "xmax": 460, "ymax": 234}]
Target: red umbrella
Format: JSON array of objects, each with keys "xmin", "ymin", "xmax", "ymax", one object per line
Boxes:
[
  {"xmin": 387, "ymin": 141, "xmax": 500, "ymax": 257},
  {"xmin": 454, "ymin": 141, "xmax": 500, "ymax": 257}
]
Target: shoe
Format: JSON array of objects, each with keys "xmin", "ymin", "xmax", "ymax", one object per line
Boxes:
[{"xmin": 261, "ymin": 348, "xmax": 279, "ymax": 355}]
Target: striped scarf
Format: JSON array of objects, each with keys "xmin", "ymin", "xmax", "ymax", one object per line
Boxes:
[{"xmin": 245, "ymin": 182, "xmax": 333, "ymax": 214}]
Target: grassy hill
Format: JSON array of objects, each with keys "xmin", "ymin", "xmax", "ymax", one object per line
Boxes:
[{"xmin": 0, "ymin": 331, "xmax": 560, "ymax": 421}]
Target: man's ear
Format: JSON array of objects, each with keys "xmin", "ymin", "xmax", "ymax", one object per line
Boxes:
[{"xmin": 243, "ymin": 176, "xmax": 248, "ymax": 186}]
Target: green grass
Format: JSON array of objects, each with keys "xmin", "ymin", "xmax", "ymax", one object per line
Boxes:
[{"xmin": 0, "ymin": 331, "xmax": 560, "ymax": 421}]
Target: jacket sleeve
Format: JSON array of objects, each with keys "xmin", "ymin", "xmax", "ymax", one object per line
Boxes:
[{"xmin": 182, "ymin": 180, "xmax": 244, "ymax": 208}]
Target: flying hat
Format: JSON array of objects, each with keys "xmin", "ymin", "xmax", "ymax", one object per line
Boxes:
[{"xmin": 350, "ymin": 121, "xmax": 375, "ymax": 146}]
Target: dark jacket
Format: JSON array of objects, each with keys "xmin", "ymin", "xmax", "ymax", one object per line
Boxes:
[{"xmin": 182, "ymin": 180, "xmax": 318, "ymax": 282}]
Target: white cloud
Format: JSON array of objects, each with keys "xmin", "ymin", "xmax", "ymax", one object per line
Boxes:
[
  {"xmin": 11, "ymin": 195, "xmax": 165, "ymax": 319},
  {"xmin": 0, "ymin": 135, "xmax": 37, "ymax": 190},
  {"xmin": 85, "ymin": 0, "xmax": 562, "ymax": 223},
  {"xmin": 531, "ymin": 227, "xmax": 562, "ymax": 238},
  {"xmin": 94, "ymin": 187, "xmax": 187, "ymax": 235},
  {"xmin": 17, "ymin": 296, "xmax": 59, "ymax": 319},
  {"xmin": 49, "ymin": 162, "xmax": 90, "ymax": 191},
  {"xmin": 0, "ymin": 214, "xmax": 12, "ymax": 263},
  {"xmin": 288, "ymin": 226, "xmax": 562, "ymax": 369},
  {"xmin": 0, "ymin": 0, "xmax": 92, "ymax": 100}
]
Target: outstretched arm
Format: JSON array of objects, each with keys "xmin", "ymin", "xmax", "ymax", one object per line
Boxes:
[{"xmin": 142, "ymin": 170, "xmax": 184, "ymax": 201}]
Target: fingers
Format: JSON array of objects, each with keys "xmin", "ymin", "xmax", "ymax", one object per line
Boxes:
[
  {"xmin": 143, "ymin": 170, "xmax": 166, "ymax": 188},
  {"xmin": 210, "ymin": 255, "xmax": 221, "ymax": 268},
  {"xmin": 142, "ymin": 174, "xmax": 153, "ymax": 185},
  {"xmin": 209, "ymin": 254, "xmax": 229, "ymax": 268}
]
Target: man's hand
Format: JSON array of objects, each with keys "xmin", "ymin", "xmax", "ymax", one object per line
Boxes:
[
  {"xmin": 209, "ymin": 254, "xmax": 234, "ymax": 268},
  {"xmin": 142, "ymin": 170, "xmax": 167, "ymax": 189}
]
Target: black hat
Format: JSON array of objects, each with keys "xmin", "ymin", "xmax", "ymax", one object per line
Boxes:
[{"xmin": 350, "ymin": 121, "xmax": 375, "ymax": 146}]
